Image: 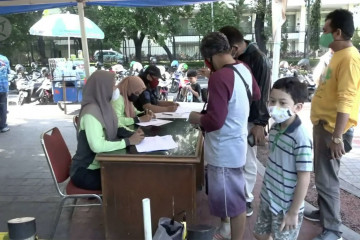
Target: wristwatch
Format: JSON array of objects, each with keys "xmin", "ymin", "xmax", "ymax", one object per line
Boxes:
[{"xmin": 331, "ymin": 136, "xmax": 343, "ymax": 144}]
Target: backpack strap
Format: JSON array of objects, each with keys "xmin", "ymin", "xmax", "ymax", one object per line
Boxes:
[{"xmin": 224, "ymin": 64, "xmax": 252, "ymax": 106}]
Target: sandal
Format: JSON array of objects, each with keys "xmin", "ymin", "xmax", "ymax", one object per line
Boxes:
[{"xmin": 212, "ymin": 227, "xmax": 231, "ymax": 240}]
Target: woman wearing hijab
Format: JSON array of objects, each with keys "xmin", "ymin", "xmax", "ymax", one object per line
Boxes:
[
  {"xmin": 70, "ymin": 70, "xmax": 144, "ymax": 190},
  {"xmin": 111, "ymin": 76, "xmax": 153, "ymax": 127}
]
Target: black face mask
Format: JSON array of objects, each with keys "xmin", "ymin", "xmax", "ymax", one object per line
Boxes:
[{"xmin": 128, "ymin": 93, "xmax": 139, "ymax": 102}]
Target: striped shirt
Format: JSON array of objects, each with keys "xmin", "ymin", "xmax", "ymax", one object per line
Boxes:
[{"xmin": 260, "ymin": 115, "xmax": 313, "ymax": 215}]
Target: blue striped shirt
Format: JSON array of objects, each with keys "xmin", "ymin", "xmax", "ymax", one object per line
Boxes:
[
  {"xmin": 0, "ymin": 54, "xmax": 10, "ymax": 93},
  {"xmin": 261, "ymin": 115, "xmax": 313, "ymax": 215}
]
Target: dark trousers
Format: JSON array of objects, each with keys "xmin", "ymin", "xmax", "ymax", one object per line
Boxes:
[
  {"xmin": 313, "ymin": 124, "xmax": 342, "ymax": 235},
  {"xmin": 0, "ymin": 92, "xmax": 7, "ymax": 129},
  {"xmin": 71, "ymin": 168, "xmax": 102, "ymax": 191}
]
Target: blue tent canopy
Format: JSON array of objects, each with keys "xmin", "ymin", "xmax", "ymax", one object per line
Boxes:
[
  {"xmin": 0, "ymin": 0, "xmax": 218, "ymax": 77},
  {"xmin": 0, "ymin": 0, "xmax": 216, "ymax": 15}
]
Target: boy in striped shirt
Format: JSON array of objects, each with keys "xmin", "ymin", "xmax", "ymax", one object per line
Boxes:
[{"xmin": 254, "ymin": 77, "xmax": 313, "ymax": 240}]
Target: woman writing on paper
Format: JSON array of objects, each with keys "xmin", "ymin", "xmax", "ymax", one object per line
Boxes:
[
  {"xmin": 70, "ymin": 71, "xmax": 144, "ymax": 190},
  {"xmin": 111, "ymin": 76, "xmax": 154, "ymax": 127}
]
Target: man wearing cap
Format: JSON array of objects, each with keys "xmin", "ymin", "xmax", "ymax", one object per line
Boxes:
[{"xmin": 134, "ymin": 65, "xmax": 178, "ymax": 113}]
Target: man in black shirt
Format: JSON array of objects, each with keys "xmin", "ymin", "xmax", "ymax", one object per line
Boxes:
[
  {"xmin": 134, "ymin": 65, "xmax": 178, "ymax": 113},
  {"xmin": 220, "ymin": 26, "xmax": 272, "ymax": 217}
]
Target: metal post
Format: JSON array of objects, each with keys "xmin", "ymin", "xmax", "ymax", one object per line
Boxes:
[
  {"xmin": 173, "ymin": 36, "xmax": 176, "ymax": 60},
  {"xmin": 211, "ymin": 2, "xmax": 214, "ymax": 32},
  {"xmin": 77, "ymin": 0, "xmax": 90, "ymax": 79},
  {"xmin": 304, "ymin": 0, "xmax": 311, "ymax": 58}
]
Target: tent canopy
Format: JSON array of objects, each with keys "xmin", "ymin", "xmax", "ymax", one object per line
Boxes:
[
  {"xmin": 0, "ymin": 0, "xmax": 216, "ymax": 15},
  {"xmin": 0, "ymin": 0, "xmax": 218, "ymax": 78}
]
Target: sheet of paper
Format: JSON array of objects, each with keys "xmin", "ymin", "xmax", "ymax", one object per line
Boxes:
[
  {"xmin": 135, "ymin": 119, "xmax": 172, "ymax": 127},
  {"xmin": 135, "ymin": 135, "xmax": 178, "ymax": 152},
  {"xmin": 156, "ymin": 102, "xmax": 205, "ymax": 119}
]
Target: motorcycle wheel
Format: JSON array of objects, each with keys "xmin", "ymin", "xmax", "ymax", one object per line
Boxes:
[
  {"xmin": 18, "ymin": 92, "xmax": 26, "ymax": 106},
  {"xmin": 162, "ymin": 93, "xmax": 168, "ymax": 101},
  {"xmin": 170, "ymin": 82, "xmax": 179, "ymax": 93},
  {"xmin": 57, "ymin": 102, "xmax": 65, "ymax": 111},
  {"xmin": 39, "ymin": 96, "xmax": 49, "ymax": 105},
  {"xmin": 176, "ymin": 92, "xmax": 183, "ymax": 102}
]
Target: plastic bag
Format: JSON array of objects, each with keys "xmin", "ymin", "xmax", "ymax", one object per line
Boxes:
[{"xmin": 153, "ymin": 217, "xmax": 183, "ymax": 240}]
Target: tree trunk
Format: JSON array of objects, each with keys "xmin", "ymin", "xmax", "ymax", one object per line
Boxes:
[
  {"xmin": 37, "ymin": 36, "xmax": 47, "ymax": 65},
  {"xmin": 255, "ymin": 0, "xmax": 267, "ymax": 54},
  {"xmin": 162, "ymin": 45, "xmax": 173, "ymax": 62},
  {"xmin": 133, "ymin": 32, "xmax": 145, "ymax": 62}
]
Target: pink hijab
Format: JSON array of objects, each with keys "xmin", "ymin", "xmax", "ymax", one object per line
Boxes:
[{"xmin": 117, "ymin": 76, "xmax": 146, "ymax": 117}]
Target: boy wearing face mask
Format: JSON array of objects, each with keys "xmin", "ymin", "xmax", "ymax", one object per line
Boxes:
[
  {"xmin": 111, "ymin": 76, "xmax": 153, "ymax": 127},
  {"xmin": 133, "ymin": 65, "xmax": 178, "ymax": 113},
  {"xmin": 253, "ymin": 77, "xmax": 312, "ymax": 240}
]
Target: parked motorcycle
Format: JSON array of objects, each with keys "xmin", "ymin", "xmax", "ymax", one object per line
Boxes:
[
  {"xmin": 169, "ymin": 63, "xmax": 188, "ymax": 93},
  {"xmin": 8, "ymin": 70, "xmax": 18, "ymax": 92},
  {"xmin": 157, "ymin": 78, "xmax": 171, "ymax": 101},
  {"xmin": 175, "ymin": 78, "xmax": 190, "ymax": 102},
  {"xmin": 17, "ymin": 67, "xmax": 53, "ymax": 105}
]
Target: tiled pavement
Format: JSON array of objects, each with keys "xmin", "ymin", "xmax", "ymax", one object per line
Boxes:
[{"xmin": 0, "ymin": 101, "xmax": 359, "ymax": 239}]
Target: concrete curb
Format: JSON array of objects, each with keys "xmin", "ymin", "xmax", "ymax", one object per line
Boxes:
[{"xmin": 256, "ymin": 160, "xmax": 360, "ymax": 240}]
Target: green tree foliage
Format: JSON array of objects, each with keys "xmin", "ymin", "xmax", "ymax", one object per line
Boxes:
[
  {"xmin": 281, "ymin": 20, "xmax": 289, "ymax": 58},
  {"xmin": 251, "ymin": 0, "xmax": 271, "ymax": 54},
  {"xmin": 353, "ymin": 28, "xmax": 360, "ymax": 51},
  {"xmin": 94, "ymin": 6, "xmax": 193, "ymax": 62},
  {"xmin": 0, "ymin": 12, "xmax": 42, "ymax": 65},
  {"xmin": 309, "ymin": 0, "xmax": 321, "ymax": 51},
  {"xmin": 190, "ymin": 2, "xmax": 238, "ymax": 36}
]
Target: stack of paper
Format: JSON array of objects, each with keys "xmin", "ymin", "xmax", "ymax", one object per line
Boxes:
[{"xmin": 135, "ymin": 135, "xmax": 178, "ymax": 152}]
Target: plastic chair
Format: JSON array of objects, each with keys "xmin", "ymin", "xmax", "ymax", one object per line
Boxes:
[{"xmin": 40, "ymin": 127, "xmax": 102, "ymax": 239}]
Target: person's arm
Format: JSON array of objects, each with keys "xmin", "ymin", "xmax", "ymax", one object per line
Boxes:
[
  {"xmin": 143, "ymin": 103, "xmax": 177, "ymax": 113},
  {"xmin": 158, "ymin": 101, "xmax": 178, "ymax": 107},
  {"xmin": 248, "ymin": 53, "xmax": 271, "ymax": 126},
  {"xmin": 330, "ymin": 62, "xmax": 360, "ymax": 159},
  {"xmin": 7, "ymin": 59, "xmax": 11, "ymax": 74},
  {"xmin": 188, "ymin": 84, "xmax": 200, "ymax": 98},
  {"xmin": 200, "ymin": 70, "xmax": 232, "ymax": 132},
  {"xmin": 82, "ymin": 114, "xmax": 129, "ymax": 153},
  {"xmin": 280, "ymin": 171, "xmax": 311, "ymax": 232},
  {"xmin": 111, "ymin": 97, "xmax": 138, "ymax": 126}
]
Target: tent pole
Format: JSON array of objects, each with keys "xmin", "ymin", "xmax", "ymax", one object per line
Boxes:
[
  {"xmin": 77, "ymin": 0, "xmax": 90, "ymax": 79},
  {"xmin": 68, "ymin": 36, "xmax": 70, "ymax": 59}
]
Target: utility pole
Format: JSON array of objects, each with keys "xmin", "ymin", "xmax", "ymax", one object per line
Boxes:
[
  {"xmin": 304, "ymin": 0, "xmax": 312, "ymax": 58},
  {"xmin": 211, "ymin": 2, "xmax": 214, "ymax": 32}
]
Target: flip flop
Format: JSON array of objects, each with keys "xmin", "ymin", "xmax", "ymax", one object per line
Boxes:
[{"xmin": 212, "ymin": 227, "xmax": 231, "ymax": 240}]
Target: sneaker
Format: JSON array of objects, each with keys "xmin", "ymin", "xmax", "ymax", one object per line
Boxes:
[
  {"xmin": 304, "ymin": 209, "xmax": 320, "ymax": 222},
  {"xmin": 246, "ymin": 202, "xmax": 253, "ymax": 217},
  {"xmin": 0, "ymin": 127, "xmax": 9, "ymax": 133},
  {"xmin": 312, "ymin": 230, "xmax": 342, "ymax": 240}
]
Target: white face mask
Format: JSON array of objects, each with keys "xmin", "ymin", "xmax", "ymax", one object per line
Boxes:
[
  {"xmin": 268, "ymin": 106, "xmax": 294, "ymax": 123},
  {"xmin": 112, "ymin": 88, "xmax": 120, "ymax": 101}
]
